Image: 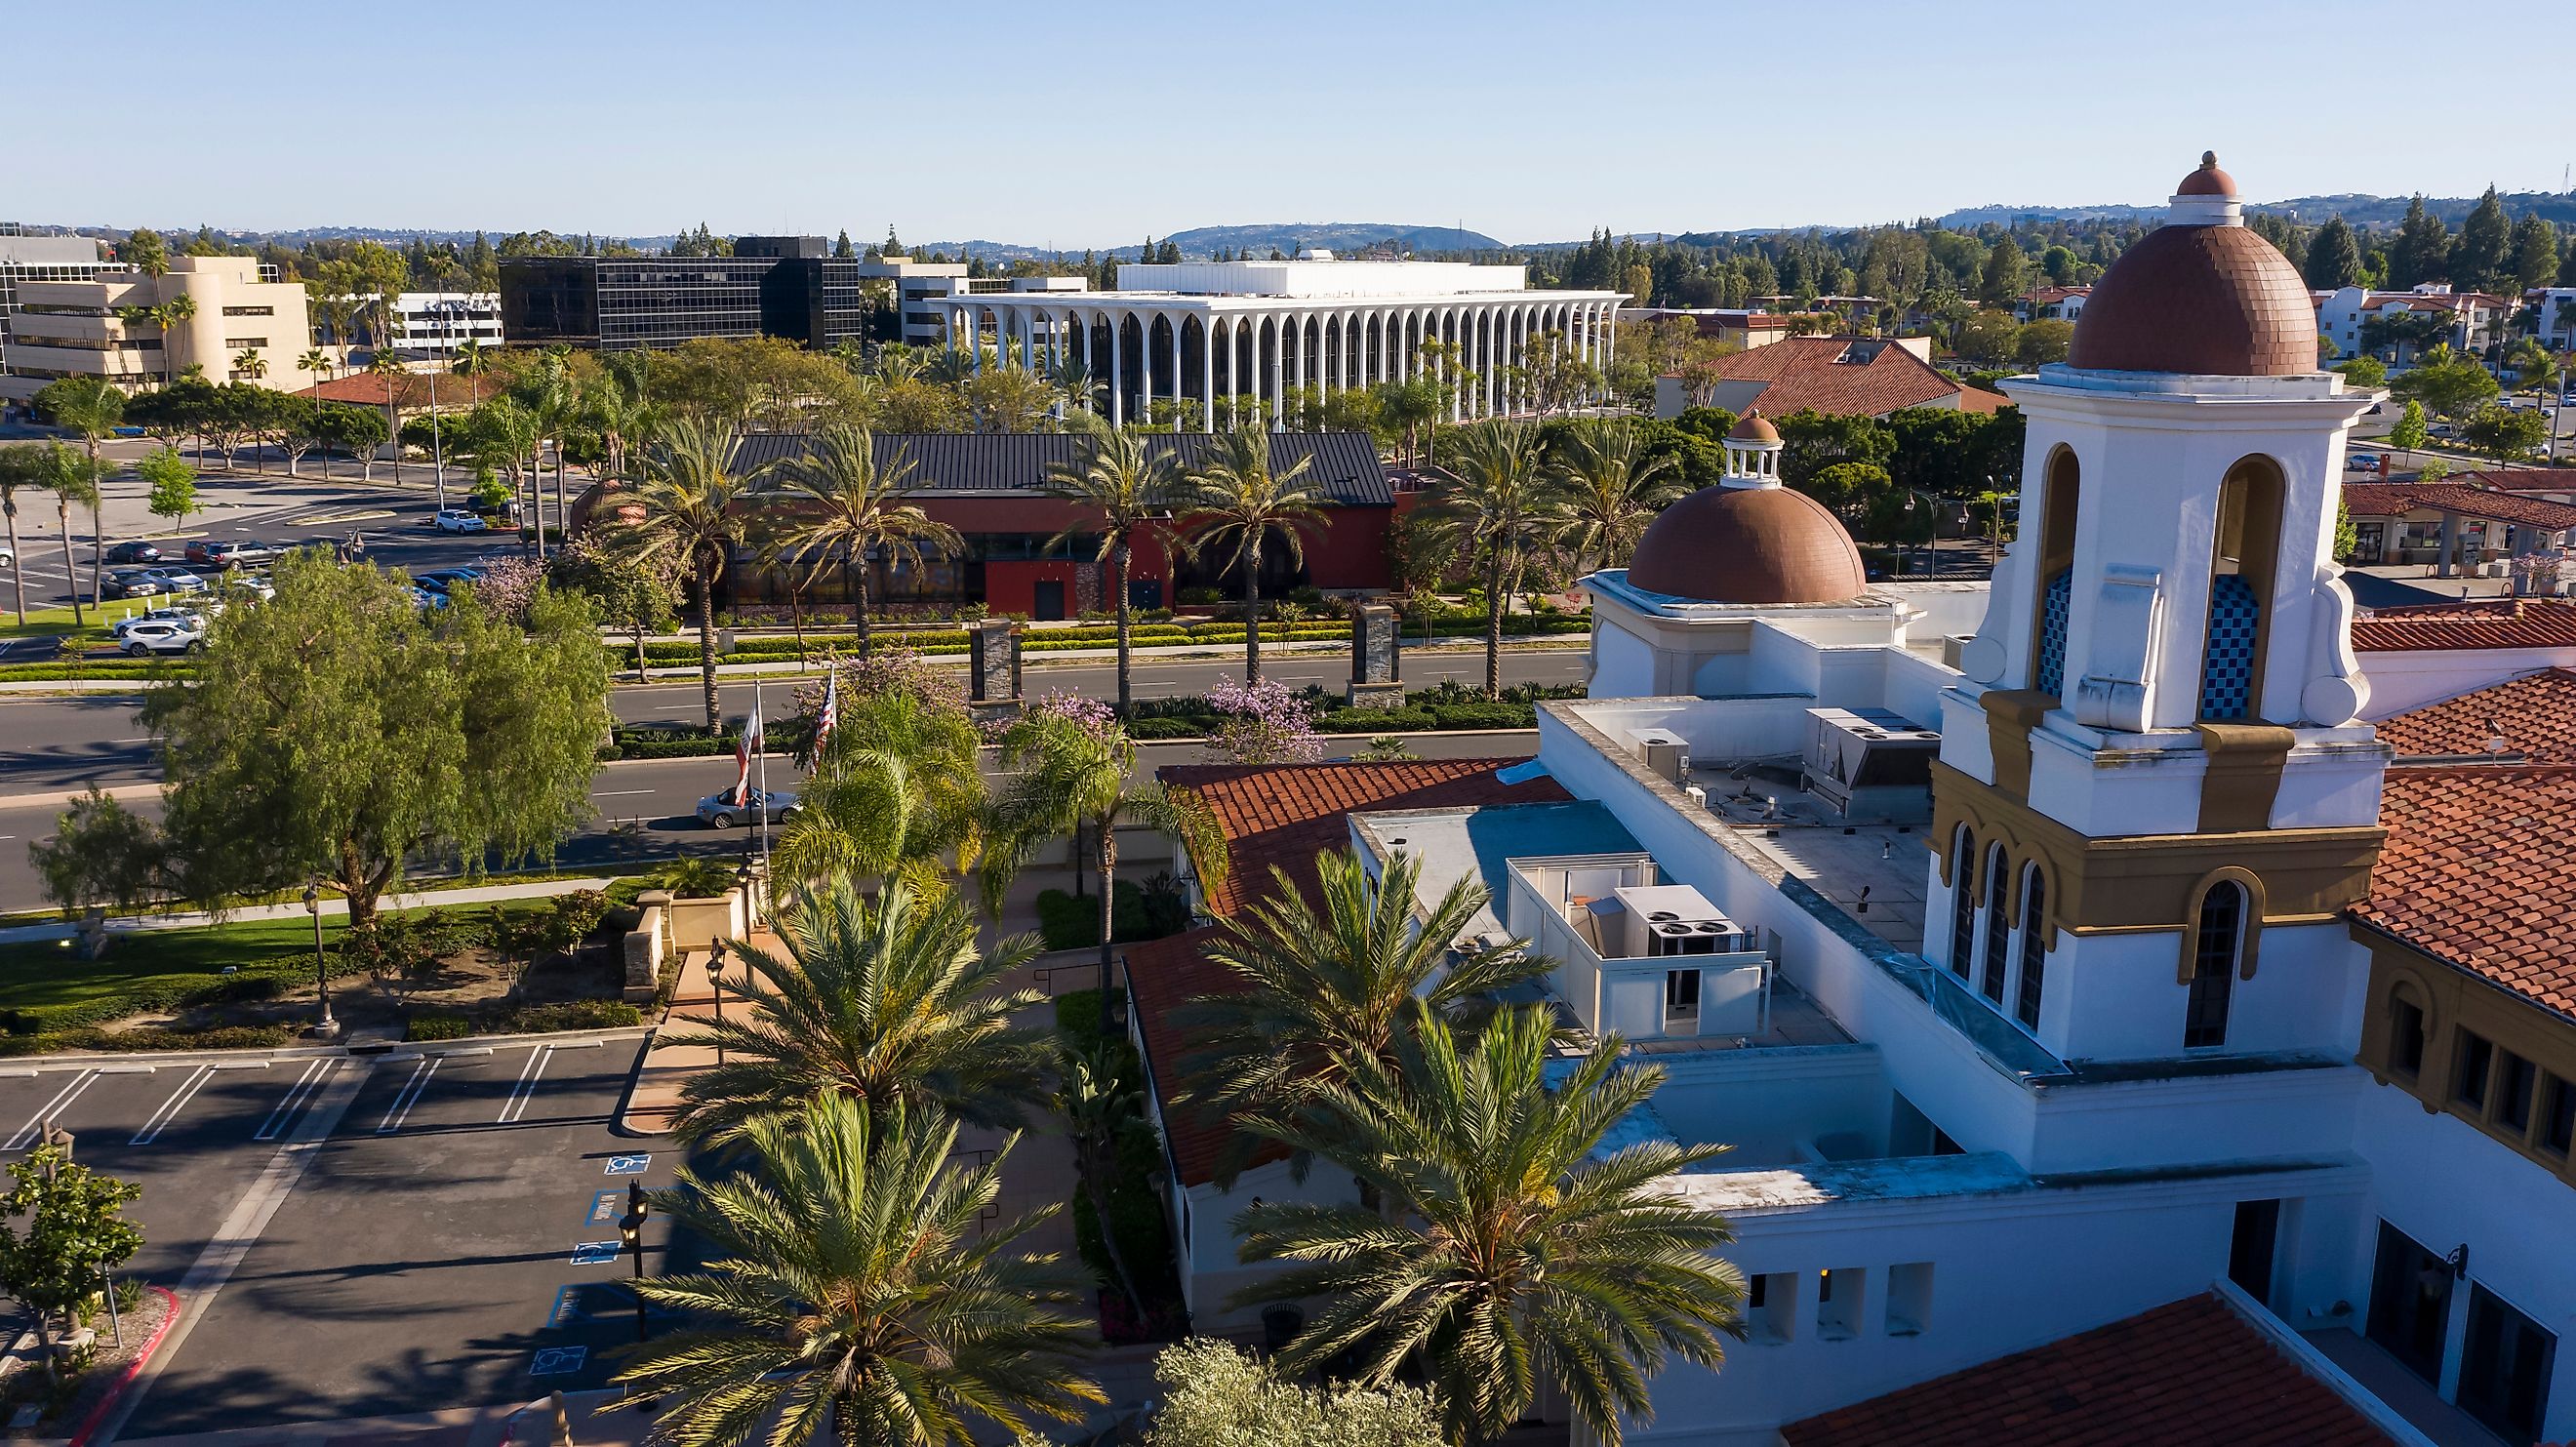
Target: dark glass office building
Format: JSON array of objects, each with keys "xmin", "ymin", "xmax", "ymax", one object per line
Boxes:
[{"xmin": 501, "ymin": 236, "xmax": 871, "ymax": 351}]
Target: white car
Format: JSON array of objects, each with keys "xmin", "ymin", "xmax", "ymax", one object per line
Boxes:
[
  {"xmin": 119, "ymin": 619, "xmax": 204, "ymax": 656},
  {"xmin": 432, "ymin": 509, "xmax": 489, "ymax": 534},
  {"xmin": 112, "ymin": 607, "xmax": 210, "ymax": 641},
  {"xmin": 134, "ymin": 565, "xmax": 208, "ymax": 595},
  {"xmin": 224, "ymin": 574, "xmax": 276, "ymax": 601}
]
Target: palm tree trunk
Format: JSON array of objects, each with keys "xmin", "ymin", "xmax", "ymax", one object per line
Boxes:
[
  {"xmin": 1484, "ymin": 553, "xmax": 1506, "ymax": 699},
  {"xmin": 552, "ymin": 451, "xmax": 570, "ymax": 550},
  {"xmin": 88, "ymin": 497, "xmax": 105, "ymax": 615},
  {"xmin": 854, "ymin": 554, "xmax": 874, "ymax": 654},
  {"xmin": 1083, "ymin": 1166, "xmax": 1150, "ymax": 1321},
  {"xmin": 5, "ymin": 504, "xmax": 22, "ymax": 625},
  {"xmin": 58, "ymin": 502, "xmax": 83, "ymax": 626},
  {"xmin": 1240, "ymin": 537, "xmax": 1262, "ymax": 683},
  {"xmin": 1097, "ymin": 818, "xmax": 1119, "ymax": 1031},
  {"xmin": 1111, "ymin": 540, "xmax": 1132, "ymax": 714},
  {"xmin": 695, "ymin": 552, "xmax": 721, "ymax": 731}
]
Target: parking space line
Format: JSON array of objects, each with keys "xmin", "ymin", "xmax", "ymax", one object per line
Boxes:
[
  {"xmin": 255, "ymin": 1060, "xmax": 334, "ymax": 1142},
  {"xmin": 376, "ymin": 1056, "xmax": 441, "ymax": 1134},
  {"xmin": 6, "ymin": 1070, "xmax": 99, "ymax": 1151},
  {"xmin": 498, "ymin": 1046, "xmax": 554, "ymax": 1124},
  {"xmin": 131, "ymin": 1065, "xmax": 218, "ymax": 1145}
]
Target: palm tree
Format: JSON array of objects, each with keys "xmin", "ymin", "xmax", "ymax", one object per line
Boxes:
[
  {"xmin": 35, "ymin": 381, "xmax": 123, "ymax": 615},
  {"xmin": 1057, "ymin": 1040, "xmax": 1151, "ymax": 1319},
  {"xmin": 1556, "ymin": 419, "xmax": 1685, "ymax": 577},
  {"xmin": 463, "ymin": 396, "xmax": 542, "ymax": 550},
  {"xmin": 526, "ymin": 350, "xmax": 580, "ymax": 550},
  {"xmin": 1038, "ymin": 414, "xmax": 1183, "ymax": 712},
  {"xmin": 0, "ymin": 447, "xmax": 32, "ymax": 625},
  {"xmin": 452, "ymin": 335, "xmax": 487, "ymax": 378},
  {"xmin": 232, "ymin": 346, "xmax": 266, "ymax": 382},
  {"xmin": 1423, "ymin": 420, "xmax": 1567, "ymax": 698},
  {"xmin": 40, "ymin": 446, "xmax": 99, "ymax": 625},
  {"xmin": 613, "ymin": 418, "xmax": 766, "ymax": 730},
  {"xmin": 1178, "ymin": 428, "xmax": 1333, "ymax": 682},
  {"xmin": 777, "ymin": 422, "xmax": 959, "ymax": 652},
  {"xmin": 1178, "ymin": 847, "xmax": 1550, "ymax": 1186},
  {"xmin": 584, "ymin": 351, "xmax": 660, "ymax": 488},
  {"xmin": 149, "ymin": 293, "xmax": 196, "ymax": 388},
  {"xmin": 365, "ymin": 348, "xmax": 408, "ymax": 484},
  {"xmin": 987, "ymin": 709, "xmax": 1226, "ymax": 1026},
  {"xmin": 1232, "ymin": 1004, "xmax": 1747, "ymax": 1447},
  {"xmin": 666, "ymin": 877, "xmax": 1050, "ymax": 1144},
  {"xmin": 772, "ymin": 676, "xmax": 990, "ymax": 890},
  {"xmin": 616, "ymin": 1096, "xmax": 1105, "ymax": 1446}
]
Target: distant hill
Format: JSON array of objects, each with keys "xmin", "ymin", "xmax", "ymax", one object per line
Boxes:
[
  {"xmin": 916, "ymin": 222, "xmax": 1505, "ymax": 263},
  {"xmin": 1937, "ymin": 191, "xmax": 2576, "ymax": 230}
]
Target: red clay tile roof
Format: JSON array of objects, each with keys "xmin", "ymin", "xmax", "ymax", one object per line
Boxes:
[
  {"xmin": 2374, "ymin": 668, "xmax": 2576, "ymax": 761},
  {"xmin": 1782, "ymin": 1293, "xmax": 2395, "ymax": 1447},
  {"xmin": 2460, "ymin": 467, "xmax": 2576, "ymax": 496},
  {"xmin": 2339, "ymin": 482, "xmax": 2576, "ymax": 530},
  {"xmin": 2350, "ymin": 598, "xmax": 2576, "ymax": 652},
  {"xmin": 1119, "ymin": 925, "xmax": 1272, "ymax": 1188},
  {"xmin": 1158, "ymin": 760, "xmax": 1568, "ymax": 916},
  {"xmin": 1687, "ymin": 336, "xmax": 1995, "ymax": 420},
  {"xmin": 2356, "ymin": 764, "xmax": 2576, "ymax": 1019},
  {"xmin": 294, "ymin": 372, "xmax": 498, "ymax": 409}
]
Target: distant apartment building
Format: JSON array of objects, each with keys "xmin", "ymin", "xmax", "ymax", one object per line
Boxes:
[
  {"xmin": 2014, "ymin": 285, "xmax": 2090, "ymax": 322},
  {"xmin": 0, "ymin": 224, "xmax": 132, "ymax": 402},
  {"xmin": 2530, "ymin": 286, "xmax": 2576, "ymax": 350},
  {"xmin": 0, "ymin": 254, "xmax": 309, "ymax": 402},
  {"xmin": 318, "ymin": 291, "xmax": 504, "ymax": 359},
  {"xmin": 850, "ymin": 256, "xmax": 971, "ymax": 348},
  {"xmin": 2314, "ymin": 283, "xmax": 2514, "ymax": 362},
  {"xmin": 501, "ymin": 236, "xmax": 885, "ymax": 352}
]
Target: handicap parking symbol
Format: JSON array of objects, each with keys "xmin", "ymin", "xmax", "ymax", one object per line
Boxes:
[
  {"xmin": 585, "ymin": 1189, "xmax": 623, "ymax": 1226},
  {"xmin": 606, "ymin": 1153, "xmax": 651, "ymax": 1176},
  {"xmin": 547, "ymin": 1285, "xmax": 588, "ymax": 1329},
  {"xmin": 531, "ymin": 1345, "xmax": 587, "ymax": 1377},
  {"xmin": 570, "ymin": 1240, "xmax": 622, "ymax": 1266}
]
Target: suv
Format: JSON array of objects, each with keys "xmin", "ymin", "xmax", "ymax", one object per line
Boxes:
[
  {"xmin": 101, "ymin": 542, "xmax": 164, "ymax": 566},
  {"xmin": 431, "ymin": 509, "xmax": 488, "ymax": 534},
  {"xmin": 119, "ymin": 618, "xmax": 204, "ymax": 656},
  {"xmin": 184, "ymin": 539, "xmax": 276, "ymax": 568},
  {"xmin": 134, "ymin": 565, "xmax": 207, "ymax": 594},
  {"xmin": 112, "ymin": 606, "xmax": 210, "ymax": 640}
]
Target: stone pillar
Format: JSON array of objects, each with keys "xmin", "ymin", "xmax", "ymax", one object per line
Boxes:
[
  {"xmin": 968, "ymin": 619, "xmax": 1025, "ymax": 722},
  {"xmin": 1200, "ymin": 317, "xmax": 1216, "ymax": 432},
  {"xmin": 1347, "ymin": 603, "xmax": 1404, "ymax": 707},
  {"xmin": 1109, "ymin": 314, "xmax": 1125, "ymax": 427}
]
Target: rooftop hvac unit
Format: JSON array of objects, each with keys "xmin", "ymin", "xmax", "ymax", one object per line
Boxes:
[
  {"xmin": 1611, "ymin": 884, "xmax": 1740, "ymax": 958},
  {"xmin": 1800, "ymin": 707, "xmax": 1939, "ymax": 823},
  {"xmin": 1630, "ymin": 727, "xmax": 1691, "ymax": 785}
]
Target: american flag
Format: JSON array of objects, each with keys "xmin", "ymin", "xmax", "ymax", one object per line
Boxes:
[
  {"xmin": 731, "ymin": 696, "xmax": 763, "ymax": 807},
  {"xmin": 815, "ymin": 669, "xmax": 839, "ymax": 755}
]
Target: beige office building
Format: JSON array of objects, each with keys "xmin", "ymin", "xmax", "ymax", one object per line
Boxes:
[{"xmin": 1, "ymin": 255, "xmax": 312, "ymax": 402}]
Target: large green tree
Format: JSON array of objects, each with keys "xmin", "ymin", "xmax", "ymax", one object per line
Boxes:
[
  {"xmin": 1142, "ymin": 1341, "xmax": 1442, "ymax": 1447},
  {"xmin": 1037, "ymin": 414, "xmax": 1184, "ymax": 712},
  {"xmin": 666, "ymin": 877, "xmax": 1050, "ymax": 1143},
  {"xmin": 33, "ymin": 378, "xmax": 124, "ymax": 610},
  {"xmin": 1977, "ymin": 236, "xmax": 2028, "ymax": 305},
  {"xmin": 2303, "ymin": 217, "xmax": 2364, "ymax": 291},
  {"xmin": 1230, "ymin": 1005, "xmax": 1747, "ymax": 1447},
  {"xmin": 2510, "ymin": 214, "xmax": 2560, "ymax": 291},
  {"xmin": 1553, "ymin": 419, "xmax": 1685, "ymax": 576},
  {"xmin": 776, "ymin": 668, "xmax": 989, "ymax": 890},
  {"xmin": 2462, "ymin": 404, "xmax": 2549, "ymax": 463},
  {"xmin": 2450, "ymin": 186, "xmax": 2514, "ymax": 295},
  {"xmin": 616, "ymin": 1097, "xmax": 1105, "ymax": 1446},
  {"xmin": 2392, "ymin": 344, "xmax": 2501, "ymax": 419},
  {"xmin": 138, "ymin": 446, "xmax": 197, "ymax": 534},
  {"xmin": 2391, "ymin": 196, "xmax": 2450, "ymax": 289},
  {"xmin": 135, "ymin": 550, "xmax": 611, "ymax": 929}
]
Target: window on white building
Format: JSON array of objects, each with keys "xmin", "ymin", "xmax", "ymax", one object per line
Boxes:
[
  {"xmin": 1816, "ymin": 1267, "xmax": 1867, "ymax": 1341},
  {"xmin": 1884, "ymin": 1263, "xmax": 1934, "ymax": 1336},
  {"xmin": 2015, "ymin": 865, "xmax": 2047, "ymax": 1031},
  {"xmin": 1750, "ymin": 1272, "xmax": 1796, "ymax": 1344},
  {"xmin": 2543, "ymin": 1075, "xmax": 2576, "ymax": 1159},
  {"xmin": 2455, "ymin": 1029, "xmax": 2496, "ymax": 1111},
  {"xmin": 2184, "ymin": 881, "xmax": 2242, "ymax": 1049},
  {"xmin": 1947, "ymin": 827, "xmax": 1977, "ymax": 981},
  {"xmin": 1980, "ymin": 845, "xmax": 2010, "ymax": 1005}
]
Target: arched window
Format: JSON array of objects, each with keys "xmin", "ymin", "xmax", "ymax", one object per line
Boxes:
[
  {"xmin": 1949, "ymin": 826, "xmax": 1978, "ymax": 981},
  {"xmin": 2387, "ymin": 985, "xmax": 2429, "ymax": 1080},
  {"xmin": 2015, "ymin": 864, "xmax": 2048, "ymax": 1030},
  {"xmin": 2186, "ymin": 881, "xmax": 2245, "ymax": 1049},
  {"xmin": 2200, "ymin": 459, "xmax": 2285, "ymax": 721},
  {"xmin": 2031, "ymin": 449, "xmax": 2081, "ymax": 698},
  {"xmin": 1981, "ymin": 844, "xmax": 2011, "ymax": 1004}
]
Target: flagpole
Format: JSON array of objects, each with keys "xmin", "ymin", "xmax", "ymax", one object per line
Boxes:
[{"xmin": 755, "ymin": 676, "xmax": 771, "ymax": 875}]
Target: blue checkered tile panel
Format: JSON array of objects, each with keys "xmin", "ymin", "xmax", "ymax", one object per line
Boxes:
[
  {"xmin": 2035, "ymin": 569, "xmax": 2073, "ymax": 698},
  {"xmin": 2198, "ymin": 574, "xmax": 2259, "ymax": 720}
]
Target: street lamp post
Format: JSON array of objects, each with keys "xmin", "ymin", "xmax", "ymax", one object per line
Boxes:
[
  {"xmin": 618, "ymin": 1180, "xmax": 651, "ymax": 1344},
  {"xmin": 304, "ymin": 882, "xmax": 336, "ymax": 1037},
  {"xmin": 709, "ymin": 938, "xmax": 727, "ymax": 1065}
]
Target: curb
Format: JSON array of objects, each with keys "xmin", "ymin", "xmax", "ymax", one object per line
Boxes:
[{"xmin": 68, "ymin": 1284, "xmax": 180, "ymax": 1447}]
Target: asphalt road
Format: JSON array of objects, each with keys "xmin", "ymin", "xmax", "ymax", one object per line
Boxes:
[
  {"xmin": 0, "ymin": 730, "xmax": 1540, "ymax": 914},
  {"xmin": 0, "ymin": 650, "xmax": 1586, "ymax": 795},
  {"xmin": 0, "ymin": 1034, "xmax": 673, "ymax": 1435}
]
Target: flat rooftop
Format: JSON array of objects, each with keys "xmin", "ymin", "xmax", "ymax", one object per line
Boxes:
[{"xmin": 1688, "ymin": 766, "xmax": 1931, "ymax": 954}]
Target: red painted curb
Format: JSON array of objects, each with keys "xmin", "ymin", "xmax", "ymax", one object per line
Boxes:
[{"xmin": 68, "ymin": 1285, "xmax": 181, "ymax": 1447}]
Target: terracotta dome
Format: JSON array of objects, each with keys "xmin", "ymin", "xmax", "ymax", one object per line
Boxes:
[
  {"xmin": 2176, "ymin": 150, "xmax": 2235, "ymax": 197},
  {"xmin": 1626, "ymin": 485, "xmax": 1868, "ymax": 605},
  {"xmin": 1727, "ymin": 410, "xmax": 1780, "ymax": 444},
  {"xmin": 2065, "ymin": 214, "xmax": 2314, "ymax": 378}
]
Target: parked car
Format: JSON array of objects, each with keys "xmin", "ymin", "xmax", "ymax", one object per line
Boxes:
[
  {"xmin": 412, "ymin": 567, "xmax": 484, "ymax": 595},
  {"xmin": 183, "ymin": 539, "xmax": 276, "ymax": 568},
  {"xmin": 134, "ymin": 565, "xmax": 208, "ymax": 594},
  {"xmin": 695, "ymin": 787, "xmax": 800, "ymax": 829},
  {"xmin": 431, "ymin": 509, "xmax": 489, "ymax": 534},
  {"xmin": 2347, "ymin": 454, "xmax": 2383, "ymax": 471},
  {"xmin": 102, "ymin": 570, "xmax": 173, "ymax": 601},
  {"xmin": 2430, "ymin": 422, "xmax": 2459, "ymax": 439},
  {"xmin": 223, "ymin": 573, "xmax": 276, "ymax": 602},
  {"xmin": 111, "ymin": 606, "xmax": 208, "ymax": 640},
  {"xmin": 119, "ymin": 619, "xmax": 204, "ymax": 656},
  {"xmin": 101, "ymin": 542, "xmax": 164, "ymax": 566},
  {"xmin": 0, "ymin": 544, "xmax": 11, "ymax": 570}
]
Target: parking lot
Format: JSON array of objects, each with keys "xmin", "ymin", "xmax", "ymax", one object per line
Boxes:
[{"xmin": 0, "ymin": 1032, "xmax": 671, "ymax": 1436}]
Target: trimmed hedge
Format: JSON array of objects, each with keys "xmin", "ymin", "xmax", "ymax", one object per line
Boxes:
[
  {"xmin": 483, "ymin": 999, "xmax": 643, "ymax": 1033},
  {"xmin": 407, "ymin": 1013, "xmax": 473, "ymax": 1041},
  {"xmin": 0, "ymin": 1023, "xmax": 295, "ymax": 1057}
]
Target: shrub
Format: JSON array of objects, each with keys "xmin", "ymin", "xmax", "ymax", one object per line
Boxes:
[
  {"xmin": 1034, "ymin": 881, "xmax": 1174, "ymax": 951},
  {"xmin": 1318, "ymin": 706, "xmax": 1433, "ymax": 734},
  {"xmin": 1125, "ymin": 716, "xmax": 1209, "ymax": 741},
  {"xmin": 407, "ymin": 1013, "xmax": 473, "ymax": 1041},
  {"xmin": 1178, "ymin": 586, "xmax": 1223, "ymax": 605},
  {"xmin": 486, "ymin": 1000, "xmax": 642, "ymax": 1033},
  {"xmin": 1427, "ymin": 701, "xmax": 1537, "ymax": 730}
]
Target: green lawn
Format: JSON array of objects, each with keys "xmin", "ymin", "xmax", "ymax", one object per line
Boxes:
[
  {"xmin": 0, "ymin": 914, "xmax": 352, "ymax": 1029},
  {"xmin": 0, "ymin": 602, "xmax": 111, "ymax": 641}
]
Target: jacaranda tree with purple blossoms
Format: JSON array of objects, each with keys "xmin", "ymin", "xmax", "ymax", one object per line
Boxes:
[{"xmin": 1202, "ymin": 677, "xmax": 1323, "ymax": 765}]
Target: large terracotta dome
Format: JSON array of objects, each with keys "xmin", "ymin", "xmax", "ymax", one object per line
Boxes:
[
  {"xmin": 2065, "ymin": 153, "xmax": 2317, "ymax": 378},
  {"xmin": 1626, "ymin": 485, "xmax": 1868, "ymax": 605}
]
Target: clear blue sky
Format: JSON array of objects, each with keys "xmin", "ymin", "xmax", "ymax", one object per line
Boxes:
[{"xmin": 16, "ymin": 0, "xmax": 2569, "ymax": 246}]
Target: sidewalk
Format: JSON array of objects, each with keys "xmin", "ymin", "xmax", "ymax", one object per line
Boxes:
[{"xmin": 0, "ymin": 876, "xmax": 617, "ymax": 946}]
